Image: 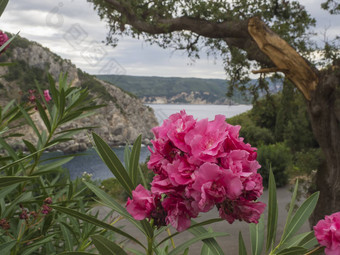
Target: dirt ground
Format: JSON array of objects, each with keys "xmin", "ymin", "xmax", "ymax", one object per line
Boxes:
[{"xmin": 95, "ymin": 186, "xmax": 311, "ymax": 255}]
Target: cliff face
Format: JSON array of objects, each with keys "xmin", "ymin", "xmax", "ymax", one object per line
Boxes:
[{"xmin": 0, "ymin": 36, "xmax": 158, "ymax": 152}]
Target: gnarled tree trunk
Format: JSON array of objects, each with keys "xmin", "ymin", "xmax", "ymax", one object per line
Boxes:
[
  {"xmin": 307, "ymin": 66, "xmax": 340, "ymax": 226},
  {"xmin": 247, "ymin": 17, "xmax": 340, "ymax": 226}
]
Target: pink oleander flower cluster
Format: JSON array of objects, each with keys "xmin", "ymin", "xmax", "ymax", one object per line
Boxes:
[
  {"xmin": 314, "ymin": 212, "xmax": 340, "ymax": 255},
  {"xmin": 126, "ymin": 111, "xmax": 266, "ymax": 231}
]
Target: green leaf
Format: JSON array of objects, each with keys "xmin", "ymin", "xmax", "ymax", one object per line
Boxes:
[
  {"xmin": 84, "ymin": 182, "xmax": 143, "ymax": 228},
  {"xmin": 157, "ymin": 218, "xmax": 223, "ymax": 246},
  {"xmin": 124, "ymin": 144, "xmax": 131, "ymax": 171},
  {"xmin": 168, "ymin": 232, "xmax": 228, "ymax": 255},
  {"xmin": 23, "ymin": 139, "xmax": 37, "ymax": 154},
  {"xmin": 85, "ymin": 181, "xmax": 154, "ymax": 238},
  {"xmin": 0, "ymin": 176, "xmax": 37, "ymax": 188},
  {"xmin": 33, "ymin": 156, "xmax": 74, "ymax": 175},
  {"xmin": 239, "ymin": 232, "xmax": 248, "ymax": 255},
  {"xmin": 60, "ymin": 223, "xmax": 73, "ymax": 251},
  {"xmin": 51, "ymin": 205, "xmax": 145, "ymax": 249},
  {"xmin": 35, "ymin": 100, "xmax": 51, "ymax": 132},
  {"xmin": 201, "ymin": 243, "xmax": 213, "ymax": 255},
  {"xmin": 276, "ymin": 246, "xmax": 307, "ymax": 255},
  {"xmin": 0, "ymin": 240, "xmax": 16, "ymax": 255},
  {"xmin": 281, "ymin": 179, "xmax": 299, "ymax": 243},
  {"xmin": 92, "ymin": 132, "xmax": 133, "ymax": 195},
  {"xmin": 277, "ymin": 231, "xmax": 314, "ymax": 252},
  {"xmin": 91, "ymin": 235, "xmax": 128, "ymax": 255},
  {"xmin": 21, "ymin": 234, "xmax": 57, "ymax": 255},
  {"xmin": 0, "ymin": 136, "xmax": 22, "ymax": 167},
  {"xmin": 56, "ymin": 126, "xmax": 98, "ymax": 134},
  {"xmin": 0, "ymin": 31, "xmax": 18, "ymax": 52},
  {"xmin": 249, "ymin": 215, "xmax": 264, "ymax": 255},
  {"xmin": 281, "ymin": 192, "xmax": 319, "ymax": 244},
  {"xmin": 0, "ymin": 143, "xmax": 56, "ymax": 172},
  {"xmin": 59, "ymin": 252, "xmax": 96, "ymax": 255},
  {"xmin": 0, "ymin": 0, "xmax": 9, "ymax": 17},
  {"xmin": 58, "ymin": 88, "xmax": 66, "ymax": 121},
  {"xmin": 18, "ymin": 104, "xmax": 43, "ymax": 144},
  {"xmin": 188, "ymin": 220, "xmax": 225, "ymax": 255},
  {"xmin": 297, "ymin": 232, "xmax": 318, "ymax": 249},
  {"xmin": 129, "ymin": 135, "xmax": 142, "ymax": 187},
  {"xmin": 266, "ymin": 169, "xmax": 278, "ymax": 252}
]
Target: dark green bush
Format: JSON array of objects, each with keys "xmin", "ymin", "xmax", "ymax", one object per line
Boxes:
[
  {"xmin": 101, "ymin": 178, "xmax": 129, "ymax": 202},
  {"xmin": 257, "ymin": 143, "xmax": 292, "ymax": 188},
  {"xmin": 292, "ymin": 148, "xmax": 322, "ymax": 176},
  {"xmin": 228, "ymin": 112, "xmax": 274, "ymax": 147}
]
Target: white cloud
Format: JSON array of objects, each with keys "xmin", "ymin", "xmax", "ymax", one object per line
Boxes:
[{"xmin": 1, "ymin": 0, "xmax": 339, "ymax": 79}]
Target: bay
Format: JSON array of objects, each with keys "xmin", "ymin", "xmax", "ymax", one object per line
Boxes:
[
  {"xmin": 60, "ymin": 104, "xmax": 252, "ymax": 180},
  {"xmin": 148, "ymin": 104, "xmax": 252, "ymax": 124}
]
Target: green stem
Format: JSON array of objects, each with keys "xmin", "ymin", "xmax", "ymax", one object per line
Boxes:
[
  {"xmin": 147, "ymin": 237, "xmax": 154, "ymax": 255},
  {"xmin": 304, "ymin": 246, "xmax": 323, "ymax": 255}
]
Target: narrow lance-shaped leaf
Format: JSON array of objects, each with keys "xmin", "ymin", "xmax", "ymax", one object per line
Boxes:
[
  {"xmin": 124, "ymin": 144, "xmax": 131, "ymax": 173},
  {"xmin": 35, "ymin": 100, "xmax": 51, "ymax": 133},
  {"xmin": 51, "ymin": 205, "xmax": 146, "ymax": 249},
  {"xmin": 281, "ymin": 179, "xmax": 299, "ymax": 242},
  {"xmin": 276, "ymin": 246, "xmax": 307, "ymax": 255},
  {"xmin": 168, "ymin": 232, "xmax": 229, "ymax": 255},
  {"xmin": 157, "ymin": 218, "xmax": 223, "ymax": 246},
  {"xmin": 0, "ymin": 176, "xmax": 38, "ymax": 188},
  {"xmin": 0, "ymin": 0, "xmax": 9, "ymax": 17},
  {"xmin": 266, "ymin": 168, "xmax": 278, "ymax": 252},
  {"xmin": 249, "ymin": 215, "xmax": 264, "ymax": 255},
  {"xmin": 60, "ymin": 224, "xmax": 73, "ymax": 251},
  {"xmin": 188, "ymin": 220, "xmax": 226, "ymax": 255},
  {"xmin": 239, "ymin": 232, "xmax": 248, "ymax": 255},
  {"xmin": 18, "ymin": 104, "xmax": 43, "ymax": 144},
  {"xmin": 92, "ymin": 132, "xmax": 134, "ymax": 195},
  {"xmin": 129, "ymin": 134, "xmax": 142, "ymax": 187},
  {"xmin": 0, "ymin": 143, "xmax": 56, "ymax": 172},
  {"xmin": 280, "ymin": 192, "xmax": 319, "ymax": 244},
  {"xmin": 91, "ymin": 235, "xmax": 128, "ymax": 255}
]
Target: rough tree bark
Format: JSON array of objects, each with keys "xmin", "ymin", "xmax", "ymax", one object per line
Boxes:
[{"xmin": 247, "ymin": 17, "xmax": 340, "ymax": 226}]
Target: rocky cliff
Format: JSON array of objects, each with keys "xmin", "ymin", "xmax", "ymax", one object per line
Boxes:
[{"xmin": 0, "ymin": 35, "xmax": 158, "ymax": 152}]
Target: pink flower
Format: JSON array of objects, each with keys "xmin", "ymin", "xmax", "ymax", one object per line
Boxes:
[
  {"xmin": 127, "ymin": 110, "xmax": 265, "ymax": 231},
  {"xmin": 126, "ymin": 184, "xmax": 156, "ymax": 220},
  {"xmin": 185, "ymin": 115, "xmax": 228, "ymax": 162},
  {"xmin": 218, "ymin": 199, "xmax": 266, "ymax": 224},
  {"xmin": 41, "ymin": 204, "xmax": 52, "ymax": 214},
  {"xmin": 314, "ymin": 212, "xmax": 340, "ymax": 255},
  {"xmin": 0, "ymin": 31, "xmax": 9, "ymax": 53},
  {"xmin": 162, "ymin": 195, "xmax": 198, "ymax": 232},
  {"xmin": 43, "ymin": 90, "xmax": 52, "ymax": 102},
  {"xmin": 190, "ymin": 162, "xmax": 243, "ymax": 212}
]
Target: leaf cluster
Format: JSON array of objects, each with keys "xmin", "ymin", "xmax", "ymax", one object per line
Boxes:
[{"xmin": 0, "ymin": 73, "xmax": 106, "ymax": 254}]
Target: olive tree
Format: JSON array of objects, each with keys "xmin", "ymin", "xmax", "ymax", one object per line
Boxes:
[{"xmin": 88, "ymin": 0, "xmax": 340, "ymax": 226}]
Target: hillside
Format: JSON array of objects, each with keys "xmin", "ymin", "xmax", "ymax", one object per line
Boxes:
[
  {"xmin": 96, "ymin": 74, "xmax": 251, "ymax": 104},
  {"xmin": 0, "ymin": 34, "xmax": 158, "ymax": 152}
]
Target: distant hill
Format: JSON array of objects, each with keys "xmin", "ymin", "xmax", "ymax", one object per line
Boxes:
[
  {"xmin": 0, "ymin": 34, "xmax": 158, "ymax": 151},
  {"xmin": 96, "ymin": 75, "xmax": 252, "ymax": 104}
]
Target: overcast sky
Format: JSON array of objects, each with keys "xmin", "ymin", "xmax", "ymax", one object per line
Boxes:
[{"xmin": 1, "ymin": 0, "xmax": 339, "ymax": 78}]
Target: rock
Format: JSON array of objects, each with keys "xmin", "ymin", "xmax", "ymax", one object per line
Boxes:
[{"xmin": 1, "ymin": 36, "xmax": 158, "ymax": 152}]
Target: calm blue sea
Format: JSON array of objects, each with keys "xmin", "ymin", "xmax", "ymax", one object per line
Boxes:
[{"xmin": 59, "ymin": 104, "xmax": 252, "ymax": 180}]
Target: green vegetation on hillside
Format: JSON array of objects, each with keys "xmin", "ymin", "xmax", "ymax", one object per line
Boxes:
[
  {"xmin": 228, "ymin": 80, "xmax": 321, "ymax": 188},
  {"xmin": 97, "ymin": 74, "xmax": 252, "ymax": 104}
]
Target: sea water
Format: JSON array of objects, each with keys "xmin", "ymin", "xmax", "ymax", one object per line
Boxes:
[{"xmin": 61, "ymin": 104, "xmax": 252, "ymax": 180}]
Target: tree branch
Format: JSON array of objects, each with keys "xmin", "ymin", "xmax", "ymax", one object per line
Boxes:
[
  {"xmin": 248, "ymin": 17, "xmax": 319, "ymax": 100},
  {"xmin": 104, "ymin": 0, "xmax": 249, "ymax": 38}
]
